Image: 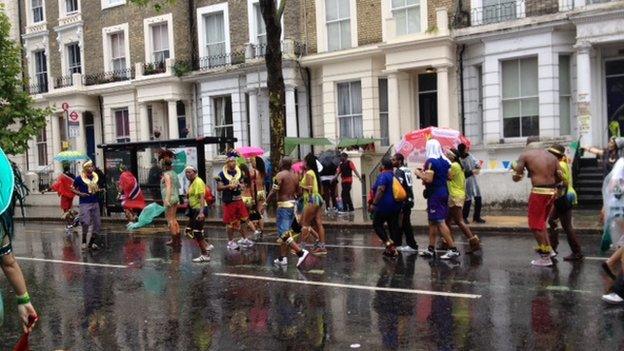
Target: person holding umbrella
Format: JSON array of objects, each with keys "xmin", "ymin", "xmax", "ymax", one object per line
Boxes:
[{"xmin": 51, "ymin": 162, "xmax": 78, "ymax": 230}]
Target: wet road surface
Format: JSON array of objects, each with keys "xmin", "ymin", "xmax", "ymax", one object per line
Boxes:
[{"xmin": 1, "ymin": 222, "xmax": 623, "ymax": 350}]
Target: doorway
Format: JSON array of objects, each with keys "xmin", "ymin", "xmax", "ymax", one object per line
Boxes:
[
  {"xmin": 606, "ymin": 58, "xmax": 624, "ymax": 137},
  {"xmin": 84, "ymin": 111, "xmax": 96, "ymax": 162},
  {"xmin": 418, "ymin": 73, "xmax": 438, "ymax": 128}
]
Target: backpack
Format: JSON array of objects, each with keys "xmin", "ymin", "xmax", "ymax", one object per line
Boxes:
[
  {"xmin": 392, "ymin": 176, "xmax": 407, "ymax": 202},
  {"xmin": 204, "ymin": 185, "xmax": 215, "ymax": 205}
]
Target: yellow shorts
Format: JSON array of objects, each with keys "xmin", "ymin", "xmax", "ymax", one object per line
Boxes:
[{"xmin": 448, "ymin": 196, "xmax": 465, "ymax": 208}]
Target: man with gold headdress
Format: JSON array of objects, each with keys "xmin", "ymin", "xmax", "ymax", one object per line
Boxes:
[{"xmin": 72, "ymin": 160, "xmax": 103, "ymax": 250}]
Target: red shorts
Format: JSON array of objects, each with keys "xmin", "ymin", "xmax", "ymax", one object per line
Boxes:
[
  {"xmin": 223, "ymin": 200, "xmax": 249, "ymax": 225},
  {"xmin": 527, "ymin": 192, "xmax": 555, "ymax": 231},
  {"xmin": 60, "ymin": 196, "xmax": 74, "ymax": 212}
]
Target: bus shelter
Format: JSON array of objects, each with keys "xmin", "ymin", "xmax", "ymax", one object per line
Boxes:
[{"xmin": 98, "ymin": 136, "xmax": 236, "ymax": 213}]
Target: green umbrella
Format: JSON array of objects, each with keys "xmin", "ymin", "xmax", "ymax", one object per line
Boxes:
[
  {"xmin": 0, "ymin": 148, "xmax": 15, "ymax": 215},
  {"xmin": 284, "ymin": 137, "xmax": 333, "ymax": 154},
  {"xmin": 53, "ymin": 150, "xmax": 89, "ymax": 162}
]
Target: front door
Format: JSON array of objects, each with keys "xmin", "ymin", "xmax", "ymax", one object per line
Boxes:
[
  {"xmin": 84, "ymin": 112, "xmax": 96, "ymax": 162},
  {"xmin": 418, "ymin": 73, "xmax": 438, "ymax": 128},
  {"xmin": 606, "ymin": 58, "xmax": 624, "ymax": 137}
]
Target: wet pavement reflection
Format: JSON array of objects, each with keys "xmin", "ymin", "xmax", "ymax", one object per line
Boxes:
[{"xmin": 1, "ymin": 222, "xmax": 623, "ymax": 350}]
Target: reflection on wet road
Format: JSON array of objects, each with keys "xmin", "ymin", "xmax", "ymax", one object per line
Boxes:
[{"xmin": 1, "ymin": 222, "xmax": 623, "ymax": 350}]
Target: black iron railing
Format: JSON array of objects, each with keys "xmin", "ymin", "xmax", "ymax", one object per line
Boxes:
[
  {"xmin": 469, "ymin": 0, "xmax": 571, "ymax": 26},
  {"xmin": 143, "ymin": 61, "xmax": 167, "ymax": 76},
  {"xmin": 54, "ymin": 75, "xmax": 73, "ymax": 89},
  {"xmin": 197, "ymin": 50, "xmax": 246, "ymax": 71},
  {"xmin": 28, "ymin": 82, "xmax": 48, "ymax": 94},
  {"xmin": 83, "ymin": 68, "xmax": 135, "ymax": 86}
]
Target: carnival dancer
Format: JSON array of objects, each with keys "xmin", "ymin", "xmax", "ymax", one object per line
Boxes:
[
  {"xmin": 0, "ymin": 150, "xmax": 38, "ymax": 333},
  {"xmin": 335, "ymin": 153, "xmax": 362, "ymax": 213},
  {"xmin": 51, "ymin": 162, "xmax": 78, "ymax": 230},
  {"xmin": 369, "ymin": 158, "xmax": 401, "ymax": 258},
  {"xmin": 445, "ymin": 149, "xmax": 480, "ymax": 253},
  {"xmin": 117, "ymin": 164, "xmax": 146, "ymax": 223},
  {"xmin": 511, "ymin": 138, "xmax": 562, "ymax": 267},
  {"xmin": 299, "ymin": 153, "xmax": 326, "ymax": 255},
  {"xmin": 414, "ymin": 139, "xmax": 459, "ymax": 260},
  {"xmin": 250, "ymin": 156, "xmax": 267, "ymax": 238},
  {"xmin": 600, "ymin": 158, "xmax": 624, "ymax": 303},
  {"xmin": 458, "ymin": 143, "xmax": 486, "ymax": 224},
  {"xmin": 159, "ymin": 150, "xmax": 181, "ymax": 249},
  {"xmin": 266, "ymin": 157, "xmax": 310, "ymax": 267},
  {"xmin": 240, "ymin": 164, "xmax": 263, "ymax": 240},
  {"xmin": 216, "ymin": 152, "xmax": 254, "ymax": 250},
  {"xmin": 391, "ymin": 153, "xmax": 418, "ymax": 253},
  {"xmin": 72, "ymin": 161, "xmax": 103, "ymax": 251},
  {"xmin": 184, "ymin": 166, "xmax": 214, "ymax": 263},
  {"xmin": 546, "ymin": 144, "xmax": 583, "ymax": 261}
]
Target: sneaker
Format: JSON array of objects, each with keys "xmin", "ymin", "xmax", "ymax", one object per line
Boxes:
[
  {"xmin": 419, "ymin": 247, "xmax": 436, "ymax": 258},
  {"xmin": 192, "ymin": 255, "xmax": 211, "ymax": 263},
  {"xmin": 90, "ymin": 243, "xmax": 100, "ymax": 251},
  {"xmin": 398, "ymin": 245, "xmax": 418, "ymax": 253},
  {"xmin": 205, "ymin": 243, "xmax": 215, "ymax": 252},
  {"xmin": 237, "ymin": 238, "xmax": 246, "ymax": 245},
  {"xmin": 274, "ymin": 257, "xmax": 288, "ymax": 266},
  {"xmin": 227, "ymin": 241, "xmax": 240, "ymax": 250},
  {"xmin": 531, "ymin": 256, "xmax": 553, "ymax": 267},
  {"xmin": 563, "ymin": 253, "xmax": 584, "ymax": 261},
  {"xmin": 241, "ymin": 238, "xmax": 255, "ymax": 247},
  {"xmin": 550, "ymin": 250, "xmax": 558, "ymax": 258},
  {"xmin": 440, "ymin": 249, "xmax": 460, "ymax": 260},
  {"xmin": 602, "ymin": 293, "xmax": 624, "ymax": 305},
  {"xmin": 296, "ymin": 250, "xmax": 310, "ymax": 268}
]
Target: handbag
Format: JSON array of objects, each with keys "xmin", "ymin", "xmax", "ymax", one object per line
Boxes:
[{"xmin": 423, "ymin": 186, "xmax": 432, "ymax": 199}]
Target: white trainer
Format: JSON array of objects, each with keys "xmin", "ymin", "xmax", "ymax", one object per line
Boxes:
[
  {"xmin": 296, "ymin": 250, "xmax": 310, "ymax": 268},
  {"xmin": 192, "ymin": 255, "xmax": 211, "ymax": 263},
  {"xmin": 273, "ymin": 257, "xmax": 288, "ymax": 266},
  {"xmin": 440, "ymin": 250, "xmax": 460, "ymax": 260},
  {"xmin": 206, "ymin": 244, "xmax": 215, "ymax": 252},
  {"xmin": 227, "ymin": 240, "xmax": 239, "ymax": 250},
  {"xmin": 531, "ymin": 256, "xmax": 553, "ymax": 267},
  {"xmin": 602, "ymin": 293, "xmax": 624, "ymax": 305}
]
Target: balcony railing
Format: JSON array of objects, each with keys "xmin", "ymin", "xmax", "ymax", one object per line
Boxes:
[
  {"xmin": 470, "ymin": 0, "xmax": 566, "ymax": 26},
  {"xmin": 83, "ymin": 68, "xmax": 135, "ymax": 86},
  {"xmin": 197, "ymin": 50, "xmax": 246, "ymax": 71},
  {"xmin": 54, "ymin": 75, "xmax": 73, "ymax": 89},
  {"xmin": 28, "ymin": 82, "xmax": 48, "ymax": 94},
  {"xmin": 143, "ymin": 61, "xmax": 167, "ymax": 76}
]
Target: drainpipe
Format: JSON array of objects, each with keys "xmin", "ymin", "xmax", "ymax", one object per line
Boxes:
[
  {"xmin": 98, "ymin": 96, "xmax": 105, "ymax": 152},
  {"xmin": 305, "ymin": 67, "xmax": 314, "ymax": 152},
  {"xmin": 459, "ymin": 44, "xmax": 466, "ymax": 134},
  {"xmin": 17, "ymin": 0, "xmax": 29, "ymax": 169},
  {"xmin": 188, "ymin": 0, "xmax": 197, "ymax": 63}
]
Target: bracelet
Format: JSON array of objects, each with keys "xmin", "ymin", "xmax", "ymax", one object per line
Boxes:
[{"xmin": 16, "ymin": 292, "xmax": 31, "ymax": 305}]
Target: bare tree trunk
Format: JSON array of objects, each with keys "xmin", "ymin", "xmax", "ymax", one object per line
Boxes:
[{"xmin": 259, "ymin": 0, "xmax": 286, "ymax": 169}]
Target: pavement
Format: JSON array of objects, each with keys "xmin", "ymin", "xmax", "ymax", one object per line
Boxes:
[
  {"xmin": 0, "ymin": 221, "xmax": 622, "ymax": 350},
  {"xmin": 18, "ymin": 205, "xmax": 604, "ymax": 235}
]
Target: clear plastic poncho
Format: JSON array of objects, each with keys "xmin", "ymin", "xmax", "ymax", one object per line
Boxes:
[
  {"xmin": 601, "ymin": 158, "xmax": 624, "ymax": 251},
  {"xmin": 127, "ymin": 203, "xmax": 165, "ymax": 231}
]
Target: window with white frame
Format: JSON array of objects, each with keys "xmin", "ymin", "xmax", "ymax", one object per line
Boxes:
[
  {"xmin": 32, "ymin": 0, "xmax": 44, "ymax": 23},
  {"xmin": 482, "ymin": 0, "xmax": 517, "ymax": 24},
  {"xmin": 559, "ymin": 55, "xmax": 571, "ymax": 135},
  {"xmin": 110, "ymin": 32, "xmax": 126, "ymax": 72},
  {"xmin": 66, "ymin": 42, "xmax": 81, "ymax": 75},
  {"xmin": 378, "ymin": 78, "xmax": 389, "ymax": 146},
  {"xmin": 65, "ymin": 0, "xmax": 78, "ymax": 14},
  {"xmin": 36, "ymin": 128, "xmax": 48, "ymax": 166},
  {"xmin": 203, "ymin": 11, "xmax": 227, "ymax": 67},
  {"xmin": 214, "ymin": 96, "xmax": 234, "ymax": 154},
  {"xmin": 114, "ymin": 108, "xmax": 130, "ymax": 143},
  {"xmin": 151, "ymin": 22, "xmax": 170, "ymax": 63},
  {"xmin": 254, "ymin": 3, "xmax": 267, "ymax": 55},
  {"xmin": 105, "ymin": 0, "xmax": 125, "ymax": 8},
  {"xmin": 326, "ymin": 0, "xmax": 351, "ymax": 52},
  {"xmin": 502, "ymin": 57, "xmax": 539, "ymax": 138},
  {"xmin": 337, "ymin": 81, "xmax": 363, "ymax": 138},
  {"xmin": 33, "ymin": 50, "xmax": 48, "ymax": 93},
  {"xmin": 392, "ymin": 0, "xmax": 420, "ymax": 35}
]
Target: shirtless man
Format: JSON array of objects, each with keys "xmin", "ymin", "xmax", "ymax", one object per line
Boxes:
[
  {"xmin": 266, "ymin": 157, "xmax": 310, "ymax": 268},
  {"xmin": 511, "ymin": 138, "xmax": 563, "ymax": 267}
]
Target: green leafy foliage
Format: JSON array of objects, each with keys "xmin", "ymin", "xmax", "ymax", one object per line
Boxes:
[
  {"xmin": 128, "ymin": 0, "xmax": 176, "ymax": 12},
  {"xmin": 0, "ymin": 6, "xmax": 50, "ymax": 155}
]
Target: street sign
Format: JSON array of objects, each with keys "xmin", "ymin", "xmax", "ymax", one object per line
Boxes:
[
  {"xmin": 69, "ymin": 111, "xmax": 79, "ymax": 122},
  {"xmin": 69, "ymin": 124, "xmax": 80, "ymax": 138},
  {"xmin": 62, "ymin": 102, "xmax": 70, "ymax": 111}
]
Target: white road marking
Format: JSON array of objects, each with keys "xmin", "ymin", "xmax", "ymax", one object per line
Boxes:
[
  {"xmin": 215, "ymin": 272, "xmax": 482, "ymax": 299},
  {"xmin": 16, "ymin": 257, "xmax": 128, "ymax": 269},
  {"xmin": 584, "ymin": 256, "xmax": 610, "ymax": 261}
]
